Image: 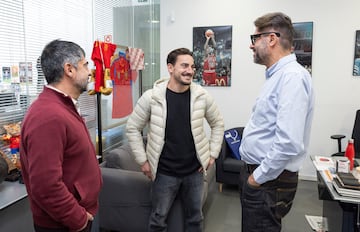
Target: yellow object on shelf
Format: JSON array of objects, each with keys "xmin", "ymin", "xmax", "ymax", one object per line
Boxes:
[{"xmin": 95, "ymin": 136, "xmax": 106, "ymax": 155}]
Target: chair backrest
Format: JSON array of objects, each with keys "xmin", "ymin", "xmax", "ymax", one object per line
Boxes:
[
  {"xmin": 352, "ymin": 110, "xmax": 360, "ymax": 156},
  {"xmin": 222, "ymin": 127, "xmax": 244, "ymax": 158}
]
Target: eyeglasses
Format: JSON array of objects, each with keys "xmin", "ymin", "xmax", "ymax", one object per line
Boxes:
[{"xmin": 250, "ymin": 32, "xmax": 280, "ymax": 45}]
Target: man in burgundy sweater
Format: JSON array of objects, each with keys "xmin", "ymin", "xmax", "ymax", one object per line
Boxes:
[{"xmin": 20, "ymin": 39, "xmax": 102, "ymax": 232}]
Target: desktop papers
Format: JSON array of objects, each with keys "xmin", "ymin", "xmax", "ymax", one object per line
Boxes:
[
  {"xmin": 313, "ymin": 156, "xmax": 335, "ymax": 182},
  {"xmin": 332, "ymin": 176, "xmax": 360, "ymax": 198},
  {"xmin": 313, "ymin": 156, "xmax": 335, "ymax": 171},
  {"xmin": 305, "ymin": 215, "xmax": 328, "ymax": 232}
]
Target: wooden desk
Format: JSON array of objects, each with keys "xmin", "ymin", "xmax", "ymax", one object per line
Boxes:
[{"xmin": 313, "ymin": 156, "xmax": 360, "ymax": 232}]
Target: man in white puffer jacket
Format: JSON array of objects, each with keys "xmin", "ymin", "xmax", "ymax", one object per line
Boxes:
[{"xmin": 126, "ymin": 48, "xmax": 224, "ymax": 232}]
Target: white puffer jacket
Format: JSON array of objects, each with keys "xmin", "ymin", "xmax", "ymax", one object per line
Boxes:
[{"xmin": 126, "ymin": 78, "xmax": 224, "ymax": 179}]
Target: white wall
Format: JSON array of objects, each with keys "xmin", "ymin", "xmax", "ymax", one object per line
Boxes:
[{"xmin": 160, "ymin": 0, "xmax": 360, "ymax": 180}]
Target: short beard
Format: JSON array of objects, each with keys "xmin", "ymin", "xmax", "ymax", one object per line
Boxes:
[
  {"xmin": 79, "ymin": 86, "xmax": 87, "ymax": 93},
  {"xmin": 182, "ymin": 81, "xmax": 191, "ymax": 86},
  {"xmin": 175, "ymin": 73, "xmax": 192, "ymax": 86},
  {"xmin": 76, "ymin": 81, "xmax": 88, "ymax": 94},
  {"xmin": 253, "ymin": 50, "xmax": 269, "ymax": 66}
]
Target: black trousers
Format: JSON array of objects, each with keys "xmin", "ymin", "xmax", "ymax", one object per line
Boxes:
[
  {"xmin": 239, "ymin": 163, "xmax": 298, "ymax": 232},
  {"xmin": 34, "ymin": 221, "xmax": 92, "ymax": 232}
]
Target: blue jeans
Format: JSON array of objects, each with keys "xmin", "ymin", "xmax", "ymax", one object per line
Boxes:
[
  {"xmin": 149, "ymin": 171, "xmax": 204, "ymax": 232},
  {"xmin": 239, "ymin": 164, "xmax": 298, "ymax": 232}
]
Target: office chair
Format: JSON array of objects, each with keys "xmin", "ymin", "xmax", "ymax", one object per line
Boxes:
[
  {"xmin": 215, "ymin": 127, "xmax": 245, "ymax": 192},
  {"xmin": 330, "ymin": 110, "xmax": 360, "ymax": 159}
]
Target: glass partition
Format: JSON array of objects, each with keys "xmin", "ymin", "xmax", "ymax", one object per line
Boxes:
[{"xmin": 93, "ymin": 0, "xmax": 160, "ymax": 153}]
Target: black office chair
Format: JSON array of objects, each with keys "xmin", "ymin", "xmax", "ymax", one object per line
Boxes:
[
  {"xmin": 330, "ymin": 110, "xmax": 360, "ymax": 159},
  {"xmin": 215, "ymin": 127, "xmax": 245, "ymax": 192}
]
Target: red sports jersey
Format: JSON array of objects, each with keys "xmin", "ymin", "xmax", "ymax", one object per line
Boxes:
[
  {"xmin": 110, "ymin": 52, "xmax": 133, "ymax": 118},
  {"xmin": 91, "ymin": 41, "xmax": 116, "ymax": 92}
]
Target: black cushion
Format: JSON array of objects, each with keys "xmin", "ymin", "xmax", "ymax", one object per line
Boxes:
[{"xmin": 223, "ymin": 158, "xmax": 244, "ymax": 172}]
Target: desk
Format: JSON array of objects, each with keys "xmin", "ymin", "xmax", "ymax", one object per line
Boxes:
[
  {"xmin": 0, "ymin": 181, "xmax": 99, "ymax": 232},
  {"xmin": 0, "ymin": 181, "xmax": 27, "ymax": 209},
  {"xmin": 313, "ymin": 156, "xmax": 360, "ymax": 232},
  {"xmin": 0, "ymin": 181, "xmax": 34, "ymax": 232}
]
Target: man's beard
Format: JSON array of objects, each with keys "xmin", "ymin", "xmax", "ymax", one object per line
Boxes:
[
  {"xmin": 176, "ymin": 73, "xmax": 193, "ymax": 85},
  {"xmin": 76, "ymin": 79, "xmax": 88, "ymax": 93},
  {"xmin": 253, "ymin": 45, "xmax": 270, "ymax": 66},
  {"xmin": 181, "ymin": 78, "xmax": 192, "ymax": 85},
  {"xmin": 253, "ymin": 51, "xmax": 268, "ymax": 65}
]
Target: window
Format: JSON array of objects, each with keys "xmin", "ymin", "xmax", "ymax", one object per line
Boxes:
[
  {"xmin": 0, "ymin": 0, "xmax": 160, "ymax": 156},
  {"xmin": 0, "ymin": 0, "xmax": 96, "ymax": 152}
]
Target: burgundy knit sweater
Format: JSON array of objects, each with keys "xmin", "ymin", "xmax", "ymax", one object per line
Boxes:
[{"xmin": 20, "ymin": 87, "xmax": 102, "ymax": 231}]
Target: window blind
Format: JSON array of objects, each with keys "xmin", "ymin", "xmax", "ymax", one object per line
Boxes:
[
  {"xmin": 0, "ymin": 0, "xmax": 160, "ymax": 156},
  {"xmin": 0, "ymin": 0, "xmax": 96, "ymax": 152},
  {"xmin": 0, "ymin": 0, "xmax": 27, "ymax": 150}
]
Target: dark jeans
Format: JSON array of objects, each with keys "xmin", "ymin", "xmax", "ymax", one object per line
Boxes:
[
  {"xmin": 239, "ymin": 164, "xmax": 298, "ymax": 232},
  {"xmin": 149, "ymin": 171, "xmax": 204, "ymax": 232},
  {"xmin": 34, "ymin": 221, "xmax": 92, "ymax": 232}
]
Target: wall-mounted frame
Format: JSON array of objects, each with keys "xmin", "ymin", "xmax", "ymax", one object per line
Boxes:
[
  {"xmin": 353, "ymin": 30, "xmax": 360, "ymax": 76},
  {"xmin": 193, "ymin": 25, "xmax": 232, "ymax": 86},
  {"xmin": 293, "ymin": 22, "xmax": 313, "ymax": 74}
]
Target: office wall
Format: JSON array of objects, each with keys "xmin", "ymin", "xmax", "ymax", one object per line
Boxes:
[{"xmin": 160, "ymin": 0, "xmax": 360, "ymax": 179}]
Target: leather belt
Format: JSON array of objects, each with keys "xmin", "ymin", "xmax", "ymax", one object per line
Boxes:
[{"xmin": 246, "ymin": 163, "xmax": 297, "ymax": 178}]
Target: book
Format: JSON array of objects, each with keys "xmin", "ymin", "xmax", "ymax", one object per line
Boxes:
[
  {"xmin": 336, "ymin": 172, "xmax": 360, "ymax": 189},
  {"xmin": 332, "ymin": 177, "xmax": 360, "ymax": 198}
]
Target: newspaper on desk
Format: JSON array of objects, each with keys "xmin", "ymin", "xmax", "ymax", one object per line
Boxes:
[
  {"xmin": 305, "ymin": 215, "xmax": 328, "ymax": 232},
  {"xmin": 313, "ymin": 156, "xmax": 335, "ymax": 171},
  {"xmin": 313, "ymin": 156, "xmax": 335, "ymax": 182}
]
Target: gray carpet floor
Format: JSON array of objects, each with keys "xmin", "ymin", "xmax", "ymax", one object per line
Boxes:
[{"xmin": 203, "ymin": 180, "xmax": 323, "ymax": 232}]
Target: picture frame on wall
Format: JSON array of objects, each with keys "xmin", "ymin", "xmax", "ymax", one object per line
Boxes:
[
  {"xmin": 353, "ymin": 30, "xmax": 360, "ymax": 76},
  {"xmin": 2, "ymin": 67, "xmax": 10, "ymax": 83},
  {"xmin": 19, "ymin": 62, "xmax": 33, "ymax": 84},
  {"xmin": 193, "ymin": 25, "xmax": 232, "ymax": 86},
  {"xmin": 293, "ymin": 22, "xmax": 313, "ymax": 74}
]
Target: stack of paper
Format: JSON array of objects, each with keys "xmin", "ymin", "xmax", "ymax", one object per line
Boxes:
[
  {"xmin": 313, "ymin": 156, "xmax": 335, "ymax": 171},
  {"xmin": 336, "ymin": 172, "xmax": 360, "ymax": 190},
  {"xmin": 332, "ymin": 176, "xmax": 360, "ymax": 198},
  {"xmin": 305, "ymin": 215, "xmax": 328, "ymax": 231}
]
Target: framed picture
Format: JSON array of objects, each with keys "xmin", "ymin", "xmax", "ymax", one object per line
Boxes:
[
  {"xmin": 11, "ymin": 65, "xmax": 19, "ymax": 83},
  {"xmin": 19, "ymin": 62, "xmax": 33, "ymax": 84},
  {"xmin": 353, "ymin": 30, "xmax": 360, "ymax": 76},
  {"xmin": 293, "ymin": 22, "xmax": 313, "ymax": 74},
  {"xmin": 2, "ymin": 66, "xmax": 10, "ymax": 83},
  {"xmin": 193, "ymin": 25, "xmax": 232, "ymax": 86}
]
